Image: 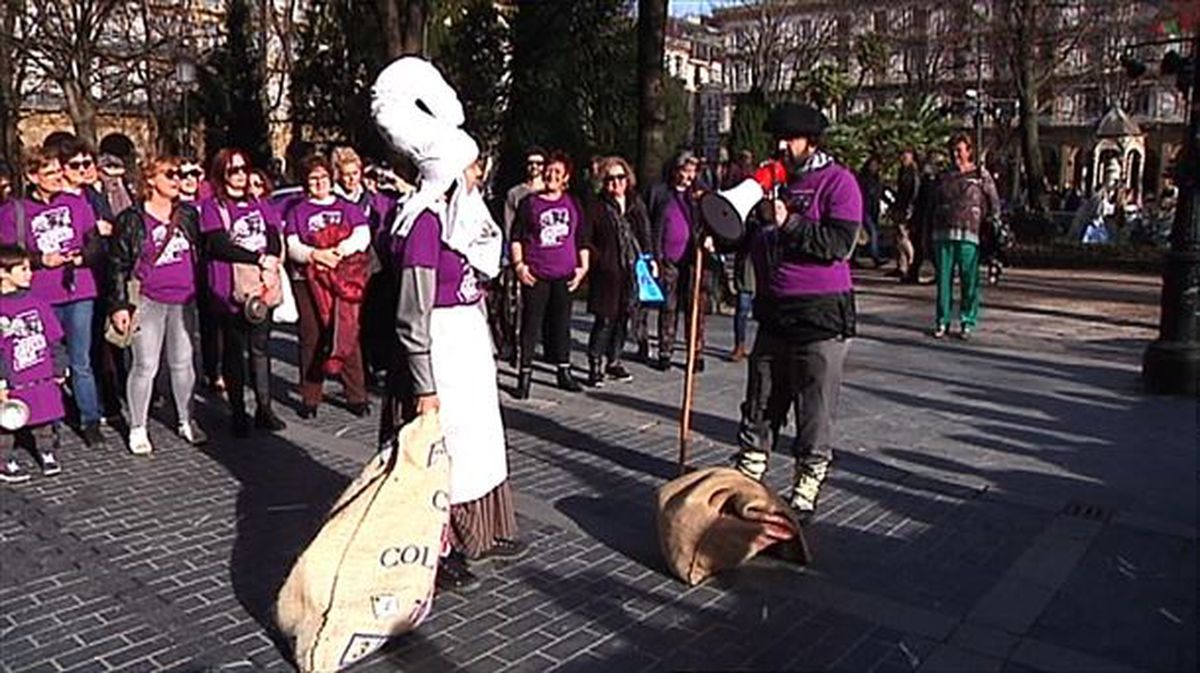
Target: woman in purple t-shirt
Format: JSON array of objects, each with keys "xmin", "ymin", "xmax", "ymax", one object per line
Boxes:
[
  {"xmin": 197, "ymin": 149, "xmax": 287, "ymax": 437},
  {"xmin": 285, "ymin": 154, "xmax": 371, "ymax": 419},
  {"xmin": 510, "ymin": 151, "xmax": 590, "ymax": 399},
  {"xmin": 108, "ymin": 156, "xmax": 207, "ymax": 455}
]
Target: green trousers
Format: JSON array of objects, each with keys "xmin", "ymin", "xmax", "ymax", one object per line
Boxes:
[{"xmin": 934, "ymin": 240, "xmax": 981, "ymax": 328}]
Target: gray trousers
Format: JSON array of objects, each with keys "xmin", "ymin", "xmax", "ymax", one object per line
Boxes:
[
  {"xmin": 737, "ymin": 333, "xmax": 848, "ymax": 466},
  {"xmin": 127, "ymin": 298, "xmax": 196, "ymax": 428}
]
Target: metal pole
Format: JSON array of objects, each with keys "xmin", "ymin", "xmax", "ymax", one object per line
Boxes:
[{"xmin": 1142, "ymin": 33, "xmax": 1199, "ymax": 395}]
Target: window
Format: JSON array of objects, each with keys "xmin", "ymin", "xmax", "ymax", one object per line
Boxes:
[{"xmin": 873, "ymin": 11, "xmax": 887, "ymax": 32}]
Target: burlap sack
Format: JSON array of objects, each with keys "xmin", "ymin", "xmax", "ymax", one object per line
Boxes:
[
  {"xmin": 657, "ymin": 467, "xmax": 810, "ymax": 586},
  {"xmin": 276, "ymin": 413, "xmax": 450, "ymax": 673}
]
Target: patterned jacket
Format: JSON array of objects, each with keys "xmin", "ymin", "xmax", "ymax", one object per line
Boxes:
[{"xmin": 933, "ymin": 167, "xmax": 1000, "ymax": 245}]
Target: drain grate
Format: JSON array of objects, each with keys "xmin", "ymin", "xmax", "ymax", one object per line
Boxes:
[{"xmin": 1061, "ymin": 501, "xmax": 1114, "ymax": 522}]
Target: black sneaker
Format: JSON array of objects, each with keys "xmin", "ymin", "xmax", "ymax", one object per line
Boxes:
[
  {"xmin": 478, "ymin": 538, "xmax": 528, "ymax": 562},
  {"xmin": 38, "ymin": 451, "xmax": 61, "ymax": 476},
  {"xmin": 348, "ymin": 402, "xmax": 371, "ymax": 418},
  {"xmin": 297, "ymin": 405, "xmax": 318, "ymax": 420},
  {"xmin": 604, "ymin": 363, "xmax": 633, "ymax": 382},
  {"xmin": 556, "ymin": 367, "xmax": 582, "ymax": 393},
  {"xmin": 0, "ymin": 460, "xmax": 30, "ymax": 484},
  {"xmin": 81, "ymin": 423, "xmax": 107, "ymax": 449},
  {"xmin": 651, "ymin": 358, "xmax": 671, "ymax": 372},
  {"xmin": 255, "ymin": 409, "xmax": 287, "ymax": 432},
  {"xmin": 435, "ymin": 555, "xmax": 480, "ymax": 593}
]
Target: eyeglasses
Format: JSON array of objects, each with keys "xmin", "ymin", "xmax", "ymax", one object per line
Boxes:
[
  {"xmin": 66, "ymin": 158, "xmax": 94, "ymax": 171},
  {"xmin": 527, "ymin": 159, "xmax": 545, "ymax": 166},
  {"xmin": 227, "ymin": 165, "xmax": 248, "ymax": 176},
  {"xmin": 180, "ymin": 169, "xmax": 202, "ymax": 179},
  {"xmin": 603, "ymin": 174, "xmax": 628, "ymax": 183}
]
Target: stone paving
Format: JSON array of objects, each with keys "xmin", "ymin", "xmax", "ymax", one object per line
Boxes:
[{"xmin": 0, "ymin": 267, "xmax": 1195, "ymax": 673}]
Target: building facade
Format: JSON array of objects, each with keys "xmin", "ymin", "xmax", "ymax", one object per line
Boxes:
[{"xmin": 707, "ymin": 0, "xmax": 1188, "ymax": 202}]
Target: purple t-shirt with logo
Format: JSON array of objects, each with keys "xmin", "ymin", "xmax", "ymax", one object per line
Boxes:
[
  {"xmin": 660, "ymin": 191, "xmax": 694, "ymax": 263},
  {"xmin": 753, "ymin": 163, "xmax": 862, "ymax": 298},
  {"xmin": 0, "ymin": 290, "xmax": 66, "ymax": 426},
  {"xmin": 516, "ymin": 194, "xmax": 584, "ymax": 280},
  {"xmin": 138, "ymin": 210, "xmax": 196, "ymax": 305},
  {"xmin": 198, "ymin": 196, "xmax": 282, "ymax": 312},
  {"xmin": 285, "ymin": 198, "xmax": 368, "ymax": 248},
  {"xmin": 396, "ymin": 210, "xmax": 483, "ymax": 307},
  {"xmin": 0, "ymin": 194, "xmax": 99, "ymax": 305}
]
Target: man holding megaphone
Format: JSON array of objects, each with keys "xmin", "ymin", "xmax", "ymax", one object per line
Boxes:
[{"xmin": 728, "ymin": 102, "xmax": 863, "ymax": 521}]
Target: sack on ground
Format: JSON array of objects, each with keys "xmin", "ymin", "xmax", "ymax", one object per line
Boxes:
[
  {"xmin": 657, "ymin": 467, "xmax": 810, "ymax": 585},
  {"xmin": 276, "ymin": 413, "xmax": 450, "ymax": 673}
]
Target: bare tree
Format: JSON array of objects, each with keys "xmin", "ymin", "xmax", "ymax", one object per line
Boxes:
[
  {"xmin": 0, "ymin": 0, "xmax": 191, "ymax": 146},
  {"xmin": 722, "ymin": 0, "xmax": 838, "ymax": 97},
  {"xmin": 990, "ymin": 0, "xmax": 1106, "ymax": 211}
]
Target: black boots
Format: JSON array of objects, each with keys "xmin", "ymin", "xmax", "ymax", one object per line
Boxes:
[
  {"xmin": 556, "ymin": 365, "xmax": 582, "ymax": 393},
  {"xmin": 515, "ymin": 369, "xmax": 532, "ymax": 400},
  {"xmin": 587, "ymin": 359, "xmax": 604, "ymax": 388}
]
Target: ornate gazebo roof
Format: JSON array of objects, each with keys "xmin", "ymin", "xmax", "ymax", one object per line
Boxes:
[{"xmin": 1095, "ymin": 106, "xmax": 1143, "ymax": 138}]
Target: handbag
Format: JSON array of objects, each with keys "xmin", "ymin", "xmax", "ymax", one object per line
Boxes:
[
  {"xmin": 103, "ymin": 277, "xmax": 140, "ymax": 348},
  {"xmin": 217, "ymin": 202, "xmax": 284, "ymax": 322},
  {"xmin": 635, "ymin": 253, "xmax": 664, "ymax": 305}
]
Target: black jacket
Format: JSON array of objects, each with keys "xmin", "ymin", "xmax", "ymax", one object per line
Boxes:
[{"xmin": 108, "ymin": 203, "xmax": 202, "ymax": 312}]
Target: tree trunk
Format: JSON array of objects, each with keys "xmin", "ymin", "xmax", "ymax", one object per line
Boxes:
[
  {"xmin": 1012, "ymin": 0, "xmax": 1045, "ymax": 212},
  {"xmin": 381, "ymin": 0, "xmax": 427, "ymax": 59},
  {"xmin": 61, "ymin": 79, "xmax": 99, "ymax": 147},
  {"xmin": 0, "ymin": 0, "xmax": 21, "ymax": 164},
  {"xmin": 636, "ymin": 0, "xmax": 668, "ymax": 187}
]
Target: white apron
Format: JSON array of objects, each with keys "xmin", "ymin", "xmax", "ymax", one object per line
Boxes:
[{"xmin": 429, "ymin": 302, "xmax": 508, "ymax": 504}]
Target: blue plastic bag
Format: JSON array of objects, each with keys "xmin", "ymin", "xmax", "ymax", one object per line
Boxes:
[{"xmin": 636, "ymin": 254, "xmax": 664, "ymax": 304}]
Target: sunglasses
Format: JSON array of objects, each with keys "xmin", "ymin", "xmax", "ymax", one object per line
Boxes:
[
  {"xmin": 163, "ymin": 170, "xmax": 181, "ymax": 180},
  {"xmin": 527, "ymin": 160, "xmax": 545, "ymax": 166},
  {"xmin": 180, "ymin": 169, "xmax": 202, "ymax": 179},
  {"xmin": 66, "ymin": 158, "xmax": 94, "ymax": 170},
  {"xmin": 603, "ymin": 174, "xmax": 628, "ymax": 183},
  {"xmin": 226, "ymin": 165, "xmax": 249, "ymax": 176}
]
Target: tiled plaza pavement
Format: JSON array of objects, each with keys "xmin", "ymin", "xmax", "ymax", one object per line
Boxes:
[{"xmin": 1, "ymin": 268, "xmax": 1195, "ymax": 672}]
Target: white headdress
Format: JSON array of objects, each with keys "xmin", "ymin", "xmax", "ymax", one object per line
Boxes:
[{"xmin": 371, "ymin": 57, "xmax": 502, "ymax": 278}]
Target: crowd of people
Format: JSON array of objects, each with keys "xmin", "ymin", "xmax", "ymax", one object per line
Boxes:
[{"xmin": 0, "ymin": 75, "xmax": 1004, "ymax": 591}]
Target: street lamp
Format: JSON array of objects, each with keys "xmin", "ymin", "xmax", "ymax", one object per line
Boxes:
[
  {"xmin": 1127, "ymin": 35, "xmax": 1198, "ymax": 395},
  {"xmin": 175, "ymin": 53, "xmax": 197, "ymax": 153}
]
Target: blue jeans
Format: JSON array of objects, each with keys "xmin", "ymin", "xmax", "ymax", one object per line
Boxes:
[
  {"xmin": 734, "ymin": 291, "xmax": 753, "ymax": 348},
  {"xmin": 861, "ymin": 215, "xmax": 881, "ymax": 261},
  {"xmin": 55, "ymin": 299, "xmax": 101, "ymax": 425}
]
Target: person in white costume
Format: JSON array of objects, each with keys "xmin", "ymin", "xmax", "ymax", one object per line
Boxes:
[{"xmin": 373, "ymin": 57, "xmax": 523, "ymax": 592}]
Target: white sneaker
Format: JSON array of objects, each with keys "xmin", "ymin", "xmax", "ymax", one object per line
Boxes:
[{"xmin": 128, "ymin": 427, "xmax": 153, "ymax": 455}]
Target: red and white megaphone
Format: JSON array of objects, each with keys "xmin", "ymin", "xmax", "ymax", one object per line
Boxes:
[{"xmin": 699, "ymin": 178, "xmax": 766, "ymax": 243}]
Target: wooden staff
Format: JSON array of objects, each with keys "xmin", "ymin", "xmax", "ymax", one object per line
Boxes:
[{"xmin": 677, "ymin": 243, "xmax": 705, "ymax": 475}]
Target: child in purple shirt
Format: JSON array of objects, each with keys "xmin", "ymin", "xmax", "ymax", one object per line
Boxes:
[{"xmin": 1, "ymin": 245, "xmax": 68, "ymax": 483}]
